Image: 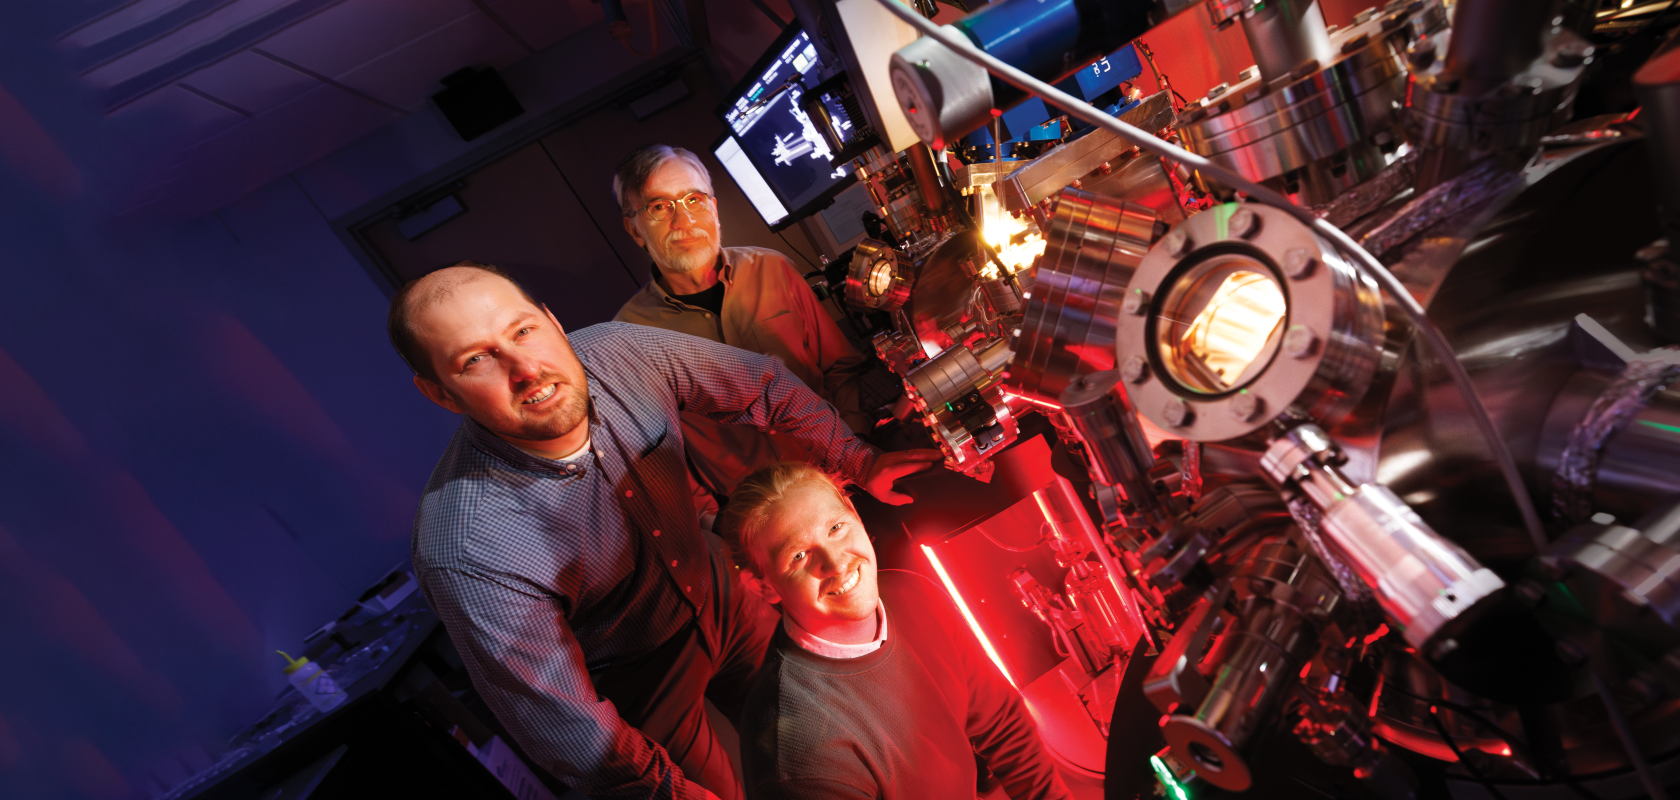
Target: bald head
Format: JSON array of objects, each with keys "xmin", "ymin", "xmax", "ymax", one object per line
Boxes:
[{"xmin": 388, "ymin": 261, "xmax": 539, "ymax": 381}]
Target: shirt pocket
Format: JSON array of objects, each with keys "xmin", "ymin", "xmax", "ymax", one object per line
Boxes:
[{"xmin": 753, "ymin": 309, "xmax": 810, "ymax": 361}]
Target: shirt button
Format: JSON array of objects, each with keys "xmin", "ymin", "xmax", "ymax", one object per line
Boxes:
[
  {"xmin": 652, "ymin": 530, "xmax": 661, "ymax": 537},
  {"xmin": 671, "ymin": 560, "xmax": 678, "ymax": 567},
  {"xmin": 686, "ymin": 586, "xmax": 693, "ymax": 592},
  {"xmin": 625, "ymin": 490, "xmax": 633, "ymax": 498}
]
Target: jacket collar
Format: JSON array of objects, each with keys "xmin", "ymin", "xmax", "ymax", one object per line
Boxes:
[{"xmin": 646, "ymin": 252, "xmax": 734, "ymax": 307}]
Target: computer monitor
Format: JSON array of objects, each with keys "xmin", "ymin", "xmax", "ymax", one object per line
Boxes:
[{"xmin": 712, "ymin": 22, "xmax": 859, "ymax": 230}]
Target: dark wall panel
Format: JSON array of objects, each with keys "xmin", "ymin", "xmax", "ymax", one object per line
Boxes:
[{"xmin": 360, "ymin": 142, "xmax": 640, "ymax": 330}]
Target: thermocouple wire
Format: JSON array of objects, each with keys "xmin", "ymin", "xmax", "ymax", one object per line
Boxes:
[{"xmin": 872, "ymin": 0, "xmax": 1548, "ymax": 551}]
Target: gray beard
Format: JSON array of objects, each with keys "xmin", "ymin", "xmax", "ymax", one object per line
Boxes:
[{"xmin": 652, "ymin": 223, "xmax": 722, "ymax": 275}]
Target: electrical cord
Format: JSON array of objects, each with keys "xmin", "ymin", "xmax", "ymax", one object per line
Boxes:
[
  {"xmin": 777, "ymin": 230, "xmax": 821, "ymax": 270},
  {"xmin": 871, "ymin": 0, "xmax": 1549, "ymax": 552},
  {"xmin": 1382, "ymin": 683, "xmax": 1603, "ymax": 800}
]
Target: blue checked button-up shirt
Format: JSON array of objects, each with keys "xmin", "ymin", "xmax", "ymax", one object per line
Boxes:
[{"xmin": 412, "ymin": 323, "xmax": 878, "ymax": 799}]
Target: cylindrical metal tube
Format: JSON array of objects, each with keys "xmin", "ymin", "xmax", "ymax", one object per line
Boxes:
[
  {"xmin": 889, "ymin": 0, "xmax": 1198, "ymax": 145},
  {"xmin": 1238, "ymin": 0, "xmax": 1333, "ymax": 83},
  {"xmin": 1443, "ymin": 0, "xmax": 1553, "ymax": 95},
  {"xmin": 1262, "ymin": 426, "xmax": 1505, "ymax": 653},
  {"xmin": 1008, "ymin": 189, "xmax": 1157, "ymax": 405},
  {"xmin": 1059, "ymin": 370, "xmax": 1165, "ymax": 523},
  {"xmin": 1162, "ymin": 593, "xmax": 1319, "ymax": 790},
  {"xmin": 906, "ymin": 142, "xmax": 950, "ymax": 215},
  {"xmin": 908, "ymin": 343, "xmax": 989, "ymax": 409}
]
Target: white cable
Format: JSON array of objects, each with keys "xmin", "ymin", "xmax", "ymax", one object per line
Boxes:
[{"xmin": 873, "ymin": 0, "xmax": 1549, "ymax": 551}]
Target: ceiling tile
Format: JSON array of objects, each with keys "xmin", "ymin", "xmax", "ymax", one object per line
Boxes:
[
  {"xmin": 176, "ymin": 50, "xmax": 323, "ymax": 116},
  {"xmin": 336, "ymin": 12, "xmax": 526, "ymax": 111},
  {"xmin": 80, "ymin": 0, "xmax": 300, "ymax": 91},
  {"xmin": 167, "ymin": 82, "xmax": 404, "ymax": 215},
  {"xmin": 480, "ymin": 0, "xmax": 603, "ymax": 52},
  {"xmin": 109, "ymin": 83, "xmax": 247, "ymax": 152},
  {"xmin": 254, "ymin": 0, "xmax": 477, "ymax": 79}
]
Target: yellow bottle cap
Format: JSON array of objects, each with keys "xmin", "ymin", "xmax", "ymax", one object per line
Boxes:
[{"xmin": 277, "ymin": 650, "xmax": 310, "ymax": 674}]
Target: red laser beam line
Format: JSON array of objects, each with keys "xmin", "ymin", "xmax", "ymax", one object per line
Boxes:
[{"xmin": 922, "ymin": 544, "xmax": 1017, "ymax": 687}]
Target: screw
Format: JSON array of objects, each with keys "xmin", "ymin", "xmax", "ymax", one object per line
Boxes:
[
  {"xmin": 1283, "ymin": 325, "xmax": 1319, "ymax": 358},
  {"xmin": 1164, "ymin": 230, "xmax": 1192, "ymax": 256},
  {"xmin": 1163, "ymin": 398, "xmax": 1194, "ymax": 427},
  {"xmin": 1284, "ymin": 248, "xmax": 1317, "ymax": 278},
  {"xmin": 1122, "ymin": 355, "xmax": 1150, "ymax": 384},
  {"xmin": 1099, "ymin": 162, "xmax": 1113, "ymax": 175},
  {"xmin": 1122, "ymin": 289, "xmax": 1151, "ymax": 316},
  {"xmin": 1230, "ymin": 208, "xmax": 1260, "ymax": 239},
  {"xmin": 1230, "ymin": 392, "xmax": 1263, "ymax": 421}
]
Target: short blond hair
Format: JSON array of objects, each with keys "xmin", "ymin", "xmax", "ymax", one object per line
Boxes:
[{"xmin": 717, "ymin": 461, "xmax": 855, "ymax": 576}]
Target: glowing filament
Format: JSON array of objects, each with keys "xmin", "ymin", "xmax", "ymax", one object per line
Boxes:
[{"xmin": 922, "ymin": 544, "xmax": 1016, "ymax": 687}]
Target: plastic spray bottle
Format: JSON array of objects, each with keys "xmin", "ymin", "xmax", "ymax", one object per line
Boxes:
[{"xmin": 277, "ymin": 651, "xmax": 348, "ymax": 713}]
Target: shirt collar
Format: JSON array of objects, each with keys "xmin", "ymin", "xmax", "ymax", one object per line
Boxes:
[
  {"xmin": 648, "ymin": 252, "xmax": 735, "ymax": 306},
  {"xmin": 462, "ymin": 405, "xmax": 597, "ymax": 478},
  {"xmin": 782, "ymin": 599, "xmax": 887, "ymax": 659}
]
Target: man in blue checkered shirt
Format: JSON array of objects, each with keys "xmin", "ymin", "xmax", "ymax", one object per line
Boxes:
[{"xmin": 390, "ymin": 263, "xmax": 939, "ymax": 800}]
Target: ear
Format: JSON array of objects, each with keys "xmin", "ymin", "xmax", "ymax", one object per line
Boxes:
[
  {"xmin": 622, "ymin": 214, "xmax": 646, "ymax": 249},
  {"xmin": 737, "ymin": 566, "xmax": 780, "ymax": 606},
  {"xmin": 413, "ymin": 374, "xmax": 464, "ymax": 414}
]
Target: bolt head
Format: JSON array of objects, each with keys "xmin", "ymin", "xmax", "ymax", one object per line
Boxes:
[
  {"xmin": 1284, "ymin": 248, "xmax": 1317, "ymax": 278},
  {"xmin": 1230, "ymin": 392, "xmax": 1263, "ymax": 421},
  {"xmin": 1122, "ymin": 355, "xmax": 1150, "ymax": 384},
  {"xmin": 1164, "ymin": 230, "xmax": 1192, "ymax": 256},
  {"xmin": 1122, "ymin": 289, "xmax": 1151, "ymax": 316},
  {"xmin": 1163, "ymin": 398, "xmax": 1194, "ymax": 427},
  {"xmin": 1230, "ymin": 208, "xmax": 1260, "ymax": 239},
  {"xmin": 1283, "ymin": 325, "xmax": 1319, "ymax": 358}
]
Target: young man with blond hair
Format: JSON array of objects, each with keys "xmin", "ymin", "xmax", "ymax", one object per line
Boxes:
[{"xmin": 718, "ymin": 461, "xmax": 1072, "ymax": 800}]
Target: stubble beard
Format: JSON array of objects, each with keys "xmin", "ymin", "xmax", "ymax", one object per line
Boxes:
[{"xmin": 505, "ymin": 374, "xmax": 590, "ymax": 443}]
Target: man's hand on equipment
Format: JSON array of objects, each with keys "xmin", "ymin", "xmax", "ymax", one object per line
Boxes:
[{"xmin": 862, "ymin": 449, "xmax": 945, "ymax": 505}]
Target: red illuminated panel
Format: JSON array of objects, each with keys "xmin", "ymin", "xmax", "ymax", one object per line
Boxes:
[{"xmin": 921, "ymin": 544, "xmax": 1017, "ymax": 687}]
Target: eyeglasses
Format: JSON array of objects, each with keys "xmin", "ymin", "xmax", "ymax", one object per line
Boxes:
[{"xmin": 626, "ymin": 191, "xmax": 713, "ymax": 222}]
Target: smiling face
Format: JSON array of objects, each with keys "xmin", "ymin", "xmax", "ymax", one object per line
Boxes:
[
  {"xmin": 622, "ymin": 159, "xmax": 722, "ymax": 276},
  {"xmin": 406, "ymin": 268, "xmax": 590, "ymax": 457},
  {"xmin": 748, "ymin": 480, "xmax": 880, "ymax": 643}
]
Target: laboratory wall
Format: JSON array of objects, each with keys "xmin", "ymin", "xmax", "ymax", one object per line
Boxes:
[{"xmin": 0, "ymin": 2, "xmax": 792, "ymax": 799}]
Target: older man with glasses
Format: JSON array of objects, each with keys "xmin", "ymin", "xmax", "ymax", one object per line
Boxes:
[{"xmin": 612, "ymin": 145, "xmax": 872, "ymax": 524}]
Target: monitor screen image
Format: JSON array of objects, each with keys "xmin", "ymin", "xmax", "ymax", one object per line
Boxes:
[{"xmin": 713, "ymin": 23, "xmax": 858, "ymax": 230}]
